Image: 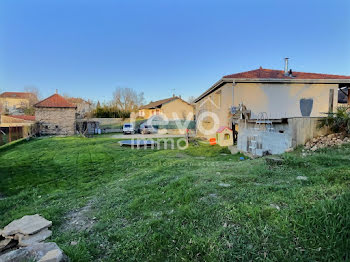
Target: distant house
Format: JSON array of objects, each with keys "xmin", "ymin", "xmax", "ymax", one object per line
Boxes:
[
  {"xmin": 65, "ymin": 97, "xmax": 93, "ymax": 118},
  {"xmin": 194, "ymin": 61, "xmax": 350, "ymax": 155},
  {"xmin": 0, "ymin": 92, "xmax": 37, "ymax": 114},
  {"xmin": 138, "ymin": 96, "xmax": 194, "ymax": 120},
  {"xmin": 34, "ymin": 93, "xmax": 77, "ymax": 135}
]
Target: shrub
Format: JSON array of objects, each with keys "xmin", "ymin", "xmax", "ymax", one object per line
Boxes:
[
  {"xmin": 93, "ymin": 105, "xmax": 130, "ymax": 118},
  {"xmin": 318, "ymin": 106, "xmax": 350, "ymax": 134}
]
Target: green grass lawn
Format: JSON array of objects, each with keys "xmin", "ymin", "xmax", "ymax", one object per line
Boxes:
[{"xmin": 1, "ymin": 137, "xmax": 349, "ymax": 261}]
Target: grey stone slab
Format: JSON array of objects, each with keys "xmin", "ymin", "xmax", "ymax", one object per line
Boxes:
[
  {"xmin": 1, "ymin": 215, "xmax": 52, "ymax": 237},
  {"xmin": 18, "ymin": 228, "xmax": 52, "ymax": 247},
  {"xmin": 0, "ymin": 242, "xmax": 65, "ymax": 262},
  {"xmin": 38, "ymin": 249, "xmax": 63, "ymax": 262}
]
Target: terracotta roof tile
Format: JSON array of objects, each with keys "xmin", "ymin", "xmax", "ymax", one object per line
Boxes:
[
  {"xmin": 34, "ymin": 94, "xmax": 77, "ymax": 108},
  {"xmin": 140, "ymin": 97, "xmax": 179, "ymax": 109},
  {"xmin": 9, "ymin": 115, "xmax": 36, "ymax": 121},
  {"xmin": 223, "ymin": 68, "xmax": 350, "ymax": 79},
  {"xmin": 0, "ymin": 92, "xmax": 37, "ymax": 99},
  {"xmin": 66, "ymin": 97, "xmax": 91, "ymax": 105}
]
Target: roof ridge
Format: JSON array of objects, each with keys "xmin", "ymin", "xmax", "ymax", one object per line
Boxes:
[
  {"xmin": 223, "ymin": 68, "xmax": 261, "ymax": 78},
  {"xmin": 34, "ymin": 93, "xmax": 77, "ymax": 108},
  {"xmin": 0, "ymin": 92, "xmax": 36, "ymax": 99},
  {"xmin": 223, "ymin": 67, "xmax": 350, "ymax": 79},
  {"xmin": 257, "ymin": 67, "xmax": 350, "ymax": 76},
  {"xmin": 140, "ymin": 96, "xmax": 188, "ymax": 109}
]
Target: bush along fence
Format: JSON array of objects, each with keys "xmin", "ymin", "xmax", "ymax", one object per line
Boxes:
[
  {"xmin": 151, "ymin": 120, "xmax": 196, "ymax": 130},
  {"xmin": 91, "ymin": 118, "xmax": 196, "ymax": 134},
  {"xmin": 93, "ymin": 106, "xmax": 131, "ymax": 118}
]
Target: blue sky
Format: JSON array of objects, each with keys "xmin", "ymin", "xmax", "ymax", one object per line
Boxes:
[{"xmin": 0, "ymin": 0, "xmax": 349, "ymax": 103}]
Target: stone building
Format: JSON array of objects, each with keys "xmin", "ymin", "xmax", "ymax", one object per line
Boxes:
[
  {"xmin": 65, "ymin": 97, "xmax": 93, "ymax": 118},
  {"xmin": 34, "ymin": 94, "xmax": 77, "ymax": 135}
]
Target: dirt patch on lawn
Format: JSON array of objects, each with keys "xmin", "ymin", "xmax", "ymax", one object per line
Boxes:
[{"xmin": 61, "ymin": 200, "xmax": 96, "ymax": 232}]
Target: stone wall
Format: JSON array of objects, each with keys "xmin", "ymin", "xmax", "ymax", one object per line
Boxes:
[{"xmin": 35, "ymin": 108, "xmax": 76, "ymax": 135}]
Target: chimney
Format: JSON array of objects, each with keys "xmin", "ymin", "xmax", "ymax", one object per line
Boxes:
[
  {"xmin": 173, "ymin": 94, "xmax": 175, "ymax": 97},
  {"xmin": 55, "ymin": 89, "xmax": 58, "ymax": 94},
  {"xmin": 284, "ymin": 58, "xmax": 289, "ymax": 75}
]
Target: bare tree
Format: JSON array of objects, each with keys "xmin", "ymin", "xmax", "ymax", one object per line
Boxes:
[
  {"xmin": 187, "ymin": 96, "xmax": 196, "ymax": 104},
  {"xmin": 112, "ymin": 87, "xmax": 144, "ymax": 112},
  {"xmin": 23, "ymin": 86, "xmax": 40, "ymax": 106}
]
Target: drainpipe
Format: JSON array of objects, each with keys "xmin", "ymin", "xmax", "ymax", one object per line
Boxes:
[
  {"xmin": 232, "ymin": 80, "xmax": 236, "ymax": 107},
  {"xmin": 232, "ymin": 80, "xmax": 237, "ymax": 144}
]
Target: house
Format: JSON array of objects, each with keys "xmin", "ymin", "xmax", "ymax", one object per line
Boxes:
[
  {"xmin": 194, "ymin": 60, "xmax": 350, "ymax": 155},
  {"xmin": 65, "ymin": 97, "xmax": 93, "ymax": 118},
  {"xmin": 0, "ymin": 92, "xmax": 37, "ymax": 114},
  {"xmin": 34, "ymin": 93, "xmax": 77, "ymax": 135},
  {"xmin": 0, "ymin": 115, "xmax": 36, "ymax": 144},
  {"xmin": 138, "ymin": 96, "xmax": 194, "ymax": 120}
]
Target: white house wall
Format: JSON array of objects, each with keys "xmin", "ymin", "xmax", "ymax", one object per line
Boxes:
[
  {"xmin": 234, "ymin": 83, "xmax": 338, "ymax": 119},
  {"xmin": 195, "ymin": 82, "xmax": 339, "ymax": 139}
]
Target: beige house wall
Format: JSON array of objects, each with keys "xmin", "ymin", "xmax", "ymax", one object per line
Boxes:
[
  {"xmin": 139, "ymin": 109, "xmax": 158, "ymax": 119},
  {"xmin": 35, "ymin": 108, "xmax": 76, "ymax": 135},
  {"xmin": 234, "ymin": 83, "xmax": 338, "ymax": 119},
  {"xmin": 0, "ymin": 98, "xmax": 30, "ymax": 111},
  {"xmin": 161, "ymin": 99, "xmax": 194, "ymax": 120},
  {"xmin": 139, "ymin": 99, "xmax": 194, "ymax": 120},
  {"xmin": 195, "ymin": 83, "xmax": 233, "ymax": 138},
  {"xmin": 195, "ymin": 82, "xmax": 339, "ymax": 139}
]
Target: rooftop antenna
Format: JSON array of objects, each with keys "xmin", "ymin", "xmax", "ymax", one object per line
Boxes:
[{"xmin": 171, "ymin": 88, "xmax": 176, "ymax": 97}]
